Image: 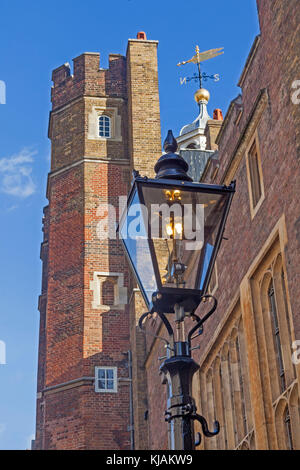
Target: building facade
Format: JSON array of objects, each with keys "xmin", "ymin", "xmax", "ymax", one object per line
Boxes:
[{"xmin": 34, "ymin": 0, "xmax": 300, "ymax": 450}]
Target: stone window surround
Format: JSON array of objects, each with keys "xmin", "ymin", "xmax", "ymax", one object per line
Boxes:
[
  {"xmin": 88, "ymin": 104, "xmax": 122, "ymax": 142},
  {"xmin": 90, "ymin": 271, "xmax": 127, "ymax": 311}
]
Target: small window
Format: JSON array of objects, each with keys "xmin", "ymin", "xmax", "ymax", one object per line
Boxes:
[
  {"xmin": 248, "ymin": 140, "xmax": 262, "ymax": 207},
  {"xmin": 246, "ymin": 134, "xmax": 264, "ymax": 216},
  {"xmin": 99, "ymin": 115, "xmax": 111, "ymax": 138},
  {"xmin": 95, "ymin": 366, "xmax": 117, "ymax": 393}
]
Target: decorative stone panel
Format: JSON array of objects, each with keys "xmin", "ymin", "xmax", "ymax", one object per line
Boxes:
[{"xmin": 90, "ymin": 271, "xmax": 127, "ymax": 311}]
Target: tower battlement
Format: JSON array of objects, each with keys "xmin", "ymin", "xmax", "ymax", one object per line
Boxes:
[{"xmin": 51, "ymin": 52, "xmax": 127, "ymax": 109}]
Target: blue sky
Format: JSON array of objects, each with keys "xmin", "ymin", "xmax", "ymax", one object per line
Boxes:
[{"xmin": 0, "ymin": 0, "xmax": 259, "ymax": 449}]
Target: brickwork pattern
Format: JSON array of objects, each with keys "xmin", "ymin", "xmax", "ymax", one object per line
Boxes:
[{"xmin": 126, "ymin": 39, "xmax": 162, "ymax": 449}]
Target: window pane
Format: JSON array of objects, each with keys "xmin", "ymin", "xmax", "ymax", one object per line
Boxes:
[
  {"xmin": 284, "ymin": 408, "xmax": 293, "ymax": 450},
  {"xmin": 141, "ymin": 184, "xmax": 228, "ymax": 292},
  {"xmin": 99, "ymin": 115, "xmax": 110, "ymax": 138},
  {"xmin": 268, "ymin": 281, "xmax": 286, "ymax": 392},
  {"xmin": 248, "ymin": 140, "xmax": 262, "ymax": 207},
  {"xmin": 107, "ymin": 380, "xmax": 114, "ymax": 389},
  {"xmin": 106, "ymin": 369, "xmax": 114, "ymax": 379},
  {"xmin": 98, "ymin": 369, "xmax": 105, "ymax": 379},
  {"xmin": 98, "ymin": 379, "xmax": 106, "ymax": 389}
]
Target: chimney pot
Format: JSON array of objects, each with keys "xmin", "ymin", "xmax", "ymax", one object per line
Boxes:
[
  {"xmin": 213, "ymin": 108, "xmax": 223, "ymax": 121},
  {"xmin": 136, "ymin": 31, "xmax": 147, "ymax": 40}
]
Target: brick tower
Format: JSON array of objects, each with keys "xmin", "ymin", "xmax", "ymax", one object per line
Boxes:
[{"xmin": 34, "ymin": 34, "xmax": 161, "ymax": 450}]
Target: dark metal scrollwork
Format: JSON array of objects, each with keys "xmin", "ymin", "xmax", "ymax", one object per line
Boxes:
[{"xmin": 187, "ymin": 295, "xmax": 218, "ymax": 346}]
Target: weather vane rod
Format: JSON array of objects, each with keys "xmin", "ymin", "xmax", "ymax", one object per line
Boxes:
[{"xmin": 177, "ymin": 45, "xmax": 224, "ymax": 88}]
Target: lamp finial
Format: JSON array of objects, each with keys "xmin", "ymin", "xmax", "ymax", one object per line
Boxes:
[
  {"xmin": 163, "ymin": 130, "xmax": 178, "ymax": 153},
  {"xmin": 154, "ymin": 130, "xmax": 192, "ymax": 181}
]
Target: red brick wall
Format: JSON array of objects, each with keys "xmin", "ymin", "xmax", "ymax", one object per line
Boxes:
[
  {"xmin": 46, "ymin": 165, "xmax": 85, "ymax": 386},
  {"xmin": 35, "ymin": 47, "xmax": 132, "ymax": 448}
]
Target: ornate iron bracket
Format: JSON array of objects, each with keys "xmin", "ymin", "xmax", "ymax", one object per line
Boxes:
[
  {"xmin": 138, "ymin": 295, "xmax": 218, "ymax": 353},
  {"xmin": 187, "ymin": 295, "xmax": 218, "ymax": 347},
  {"xmin": 138, "ymin": 311, "xmax": 174, "ymax": 348},
  {"xmin": 191, "ymin": 413, "xmax": 220, "ymax": 438},
  {"xmin": 164, "ymin": 401, "xmax": 219, "ymax": 446}
]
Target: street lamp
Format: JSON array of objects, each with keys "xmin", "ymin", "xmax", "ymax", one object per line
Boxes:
[{"xmin": 118, "ymin": 130, "xmax": 235, "ymax": 450}]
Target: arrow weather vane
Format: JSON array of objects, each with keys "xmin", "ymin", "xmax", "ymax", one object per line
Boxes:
[{"xmin": 177, "ymin": 45, "xmax": 224, "ymax": 88}]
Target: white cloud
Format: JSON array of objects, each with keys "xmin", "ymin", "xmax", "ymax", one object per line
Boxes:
[
  {"xmin": 0, "ymin": 148, "xmax": 37, "ymax": 198},
  {"xmin": 6, "ymin": 205, "xmax": 18, "ymax": 212}
]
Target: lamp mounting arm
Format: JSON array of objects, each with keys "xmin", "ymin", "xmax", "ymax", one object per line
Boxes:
[
  {"xmin": 138, "ymin": 311, "xmax": 175, "ymax": 347},
  {"xmin": 187, "ymin": 295, "xmax": 218, "ymax": 346},
  {"xmin": 191, "ymin": 413, "xmax": 220, "ymax": 438},
  {"xmin": 164, "ymin": 400, "xmax": 220, "ymax": 446}
]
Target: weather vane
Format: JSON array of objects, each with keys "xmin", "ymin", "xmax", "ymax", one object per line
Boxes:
[{"xmin": 177, "ymin": 45, "xmax": 224, "ymax": 88}]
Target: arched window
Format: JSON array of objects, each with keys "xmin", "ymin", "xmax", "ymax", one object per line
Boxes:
[
  {"xmin": 198, "ymin": 307, "xmax": 254, "ymax": 450},
  {"xmin": 256, "ymin": 247, "xmax": 298, "ymax": 448},
  {"xmin": 99, "ymin": 115, "xmax": 111, "ymax": 138}
]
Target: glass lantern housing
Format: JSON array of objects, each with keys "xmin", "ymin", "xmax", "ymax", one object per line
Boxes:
[{"xmin": 118, "ymin": 175, "xmax": 235, "ymax": 314}]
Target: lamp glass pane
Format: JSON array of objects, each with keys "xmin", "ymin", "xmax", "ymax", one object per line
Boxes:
[
  {"xmin": 141, "ymin": 184, "xmax": 228, "ymax": 292},
  {"xmin": 119, "ymin": 189, "xmax": 157, "ymax": 304}
]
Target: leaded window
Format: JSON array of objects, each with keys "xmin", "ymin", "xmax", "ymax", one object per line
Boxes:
[{"xmin": 99, "ymin": 115, "xmax": 111, "ymax": 138}]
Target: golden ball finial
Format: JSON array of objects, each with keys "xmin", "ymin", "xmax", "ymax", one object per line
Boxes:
[{"xmin": 194, "ymin": 88, "xmax": 210, "ymax": 104}]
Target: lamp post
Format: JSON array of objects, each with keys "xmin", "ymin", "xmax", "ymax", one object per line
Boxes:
[{"xmin": 118, "ymin": 130, "xmax": 235, "ymax": 450}]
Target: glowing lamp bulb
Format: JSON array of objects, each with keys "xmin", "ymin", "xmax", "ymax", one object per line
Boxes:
[
  {"xmin": 174, "ymin": 223, "xmax": 182, "ymax": 234},
  {"xmin": 166, "ymin": 224, "xmax": 173, "ymax": 236},
  {"xmin": 174, "ymin": 190, "xmax": 181, "ymax": 200}
]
